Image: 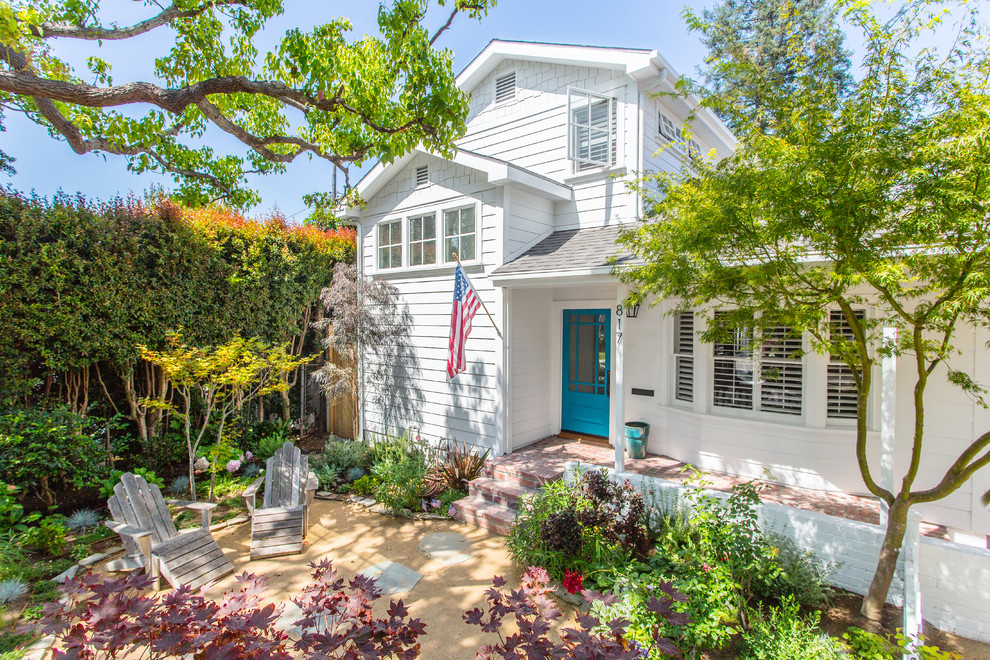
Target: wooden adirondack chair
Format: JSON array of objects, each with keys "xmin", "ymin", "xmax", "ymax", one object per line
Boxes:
[
  {"xmin": 105, "ymin": 472, "xmax": 234, "ymax": 591},
  {"xmin": 242, "ymin": 441, "xmax": 319, "ymax": 559}
]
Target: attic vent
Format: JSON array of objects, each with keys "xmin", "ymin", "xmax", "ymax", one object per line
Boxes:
[
  {"xmin": 495, "ymin": 72, "xmax": 515, "ymax": 103},
  {"xmin": 659, "ymin": 111, "xmax": 679, "ymax": 141},
  {"xmin": 415, "ymin": 165, "xmax": 429, "ymax": 187}
]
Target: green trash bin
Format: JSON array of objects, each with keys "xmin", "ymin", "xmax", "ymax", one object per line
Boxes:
[{"xmin": 624, "ymin": 422, "xmax": 649, "ymax": 459}]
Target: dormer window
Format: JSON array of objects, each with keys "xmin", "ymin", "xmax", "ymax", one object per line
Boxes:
[
  {"xmin": 495, "ymin": 72, "xmax": 515, "ymax": 103},
  {"xmin": 659, "ymin": 111, "xmax": 679, "ymax": 141},
  {"xmin": 568, "ymin": 88, "xmax": 614, "ymax": 167},
  {"xmin": 415, "ymin": 165, "xmax": 429, "ymax": 187}
]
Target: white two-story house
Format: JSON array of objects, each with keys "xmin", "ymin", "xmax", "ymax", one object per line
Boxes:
[{"xmin": 344, "ymin": 40, "xmax": 990, "ymax": 540}]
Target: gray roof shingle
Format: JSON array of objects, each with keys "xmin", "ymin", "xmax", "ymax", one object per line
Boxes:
[{"xmin": 493, "ymin": 224, "xmax": 642, "ymax": 276}]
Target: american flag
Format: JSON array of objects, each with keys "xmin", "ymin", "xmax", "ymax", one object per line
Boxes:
[{"xmin": 447, "ymin": 265, "xmax": 481, "ymax": 379}]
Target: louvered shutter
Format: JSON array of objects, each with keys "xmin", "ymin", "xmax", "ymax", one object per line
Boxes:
[
  {"xmin": 674, "ymin": 312, "xmax": 694, "ymax": 402},
  {"xmin": 827, "ymin": 310, "xmax": 864, "ymax": 419},
  {"xmin": 760, "ymin": 326, "xmax": 803, "ymax": 415},
  {"xmin": 495, "ymin": 72, "xmax": 515, "ymax": 103},
  {"xmin": 415, "ymin": 165, "xmax": 428, "ymax": 187},
  {"xmin": 712, "ymin": 311, "xmax": 754, "ymax": 410}
]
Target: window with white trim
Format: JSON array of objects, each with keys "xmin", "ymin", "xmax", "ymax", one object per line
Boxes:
[
  {"xmin": 495, "ymin": 72, "xmax": 515, "ymax": 103},
  {"xmin": 377, "ymin": 220, "xmax": 402, "ymax": 270},
  {"xmin": 443, "ymin": 205, "xmax": 476, "ymax": 263},
  {"xmin": 659, "ymin": 111, "xmax": 679, "ymax": 142},
  {"xmin": 408, "ymin": 213, "xmax": 436, "ymax": 267},
  {"xmin": 673, "ymin": 312, "xmax": 694, "ymax": 403},
  {"xmin": 712, "ymin": 312, "xmax": 803, "ymax": 416},
  {"xmin": 568, "ymin": 89, "xmax": 614, "ymax": 167},
  {"xmin": 827, "ymin": 309, "xmax": 865, "ymax": 419}
]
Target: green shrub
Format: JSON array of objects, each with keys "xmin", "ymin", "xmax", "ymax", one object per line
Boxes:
[
  {"xmin": 752, "ymin": 531, "xmax": 835, "ymax": 608},
  {"xmin": 371, "ymin": 453, "xmax": 426, "ymax": 513},
  {"xmin": 0, "ymin": 408, "xmax": 110, "ymax": 508},
  {"xmin": 99, "ymin": 467, "xmax": 165, "ymax": 499},
  {"xmin": 312, "ymin": 437, "xmax": 372, "ymax": 489},
  {"xmin": 21, "ymin": 515, "xmax": 69, "ymax": 557},
  {"xmin": 841, "ymin": 627, "xmax": 960, "ymax": 660},
  {"xmin": 438, "ymin": 488, "xmax": 467, "ymax": 514},
  {"xmin": 256, "ymin": 434, "xmax": 289, "ymax": 463},
  {"xmin": 350, "ymin": 475, "xmax": 378, "ymax": 496},
  {"xmin": 741, "ymin": 598, "xmax": 843, "ymax": 659}
]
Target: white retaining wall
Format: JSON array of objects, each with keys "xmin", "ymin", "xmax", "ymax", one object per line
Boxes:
[{"xmin": 565, "ymin": 461, "xmax": 990, "ymax": 643}]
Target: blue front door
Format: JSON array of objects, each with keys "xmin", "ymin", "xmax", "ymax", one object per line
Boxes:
[{"xmin": 561, "ymin": 309, "xmax": 611, "ymax": 437}]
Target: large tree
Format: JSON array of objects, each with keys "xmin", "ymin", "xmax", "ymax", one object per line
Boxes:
[
  {"xmin": 619, "ymin": 0, "xmax": 990, "ymax": 619},
  {"xmin": 0, "ymin": 0, "xmax": 492, "ymax": 208}
]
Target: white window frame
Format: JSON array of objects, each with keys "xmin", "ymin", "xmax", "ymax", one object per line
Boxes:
[
  {"xmin": 710, "ymin": 311, "xmax": 805, "ymax": 419},
  {"xmin": 442, "ymin": 203, "xmax": 479, "ymax": 265},
  {"xmin": 407, "ymin": 212, "xmax": 437, "ymax": 268},
  {"xmin": 567, "ymin": 87, "xmax": 615, "ymax": 168},
  {"xmin": 376, "ymin": 218, "xmax": 403, "ymax": 270}
]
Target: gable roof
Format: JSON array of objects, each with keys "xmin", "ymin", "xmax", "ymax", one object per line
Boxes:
[
  {"xmin": 457, "ymin": 40, "xmax": 662, "ymax": 90},
  {"xmin": 345, "ymin": 147, "xmax": 572, "ymax": 218},
  {"xmin": 492, "ymin": 224, "xmax": 641, "ymax": 277}
]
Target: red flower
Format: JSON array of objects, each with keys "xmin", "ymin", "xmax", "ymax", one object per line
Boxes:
[
  {"xmin": 563, "ymin": 569, "xmax": 584, "ymax": 595},
  {"xmin": 702, "ymin": 563, "xmax": 711, "ymax": 573}
]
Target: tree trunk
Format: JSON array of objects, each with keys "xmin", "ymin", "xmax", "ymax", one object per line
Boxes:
[
  {"xmin": 861, "ymin": 498, "xmax": 910, "ymax": 620},
  {"xmin": 279, "ymin": 387, "xmax": 291, "ymax": 421}
]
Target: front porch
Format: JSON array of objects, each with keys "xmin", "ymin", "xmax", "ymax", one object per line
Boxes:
[{"xmin": 459, "ymin": 435, "xmax": 950, "ymax": 541}]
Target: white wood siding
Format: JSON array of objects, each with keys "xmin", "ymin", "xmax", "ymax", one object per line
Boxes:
[{"xmin": 510, "ymin": 288, "xmax": 555, "ymax": 447}]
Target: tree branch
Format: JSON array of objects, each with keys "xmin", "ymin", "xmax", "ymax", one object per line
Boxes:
[{"xmin": 28, "ymin": 0, "xmax": 248, "ymax": 41}]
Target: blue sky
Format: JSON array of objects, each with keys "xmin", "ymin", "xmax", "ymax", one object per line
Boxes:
[{"xmin": 1, "ymin": 1, "xmax": 715, "ymax": 216}]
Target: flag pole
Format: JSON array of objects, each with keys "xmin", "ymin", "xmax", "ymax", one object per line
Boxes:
[{"xmin": 453, "ymin": 251, "xmax": 502, "ymax": 338}]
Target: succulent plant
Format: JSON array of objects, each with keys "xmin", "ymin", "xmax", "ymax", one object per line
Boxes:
[
  {"xmin": 244, "ymin": 463, "xmax": 261, "ymax": 478},
  {"xmin": 66, "ymin": 508, "xmax": 101, "ymax": 531},
  {"xmin": 0, "ymin": 579, "xmax": 28, "ymax": 604},
  {"xmin": 345, "ymin": 466, "xmax": 366, "ymax": 483},
  {"xmin": 169, "ymin": 476, "xmax": 191, "ymax": 496}
]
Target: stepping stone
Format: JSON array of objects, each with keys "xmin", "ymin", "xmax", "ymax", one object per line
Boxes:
[
  {"xmin": 272, "ymin": 601, "xmax": 304, "ymax": 638},
  {"xmin": 78, "ymin": 552, "xmax": 108, "ymax": 567},
  {"xmin": 53, "ymin": 565, "xmax": 79, "ymax": 584},
  {"xmin": 353, "ymin": 497, "xmax": 376, "ymax": 507},
  {"xmin": 418, "ymin": 532, "xmax": 472, "ymax": 566},
  {"xmin": 358, "ymin": 561, "xmax": 422, "ymax": 595}
]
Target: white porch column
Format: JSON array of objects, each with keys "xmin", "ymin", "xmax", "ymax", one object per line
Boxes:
[
  {"xmin": 880, "ymin": 327, "xmax": 897, "ymax": 527},
  {"xmin": 615, "ymin": 298, "xmax": 625, "ymax": 473},
  {"xmin": 902, "ymin": 509, "xmax": 924, "ymax": 657}
]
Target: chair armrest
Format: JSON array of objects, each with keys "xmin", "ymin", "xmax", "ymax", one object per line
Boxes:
[
  {"xmin": 306, "ymin": 471, "xmax": 319, "ymax": 493},
  {"xmin": 105, "ymin": 520, "xmax": 153, "ymax": 539},
  {"xmin": 242, "ymin": 476, "xmax": 264, "ymax": 515}
]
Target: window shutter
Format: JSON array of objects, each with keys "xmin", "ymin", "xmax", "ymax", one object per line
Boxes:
[
  {"xmin": 760, "ymin": 326, "xmax": 803, "ymax": 416},
  {"xmin": 674, "ymin": 312, "xmax": 694, "ymax": 403},
  {"xmin": 415, "ymin": 165, "xmax": 429, "ymax": 187},
  {"xmin": 712, "ymin": 311, "xmax": 754, "ymax": 410},
  {"xmin": 827, "ymin": 310, "xmax": 864, "ymax": 419},
  {"xmin": 495, "ymin": 72, "xmax": 515, "ymax": 103}
]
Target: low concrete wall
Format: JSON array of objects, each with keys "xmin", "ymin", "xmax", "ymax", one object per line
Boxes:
[{"xmin": 565, "ymin": 462, "xmax": 990, "ymax": 643}]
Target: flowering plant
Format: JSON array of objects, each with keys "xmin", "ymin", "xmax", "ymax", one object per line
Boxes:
[{"xmin": 563, "ymin": 569, "xmax": 584, "ymax": 595}]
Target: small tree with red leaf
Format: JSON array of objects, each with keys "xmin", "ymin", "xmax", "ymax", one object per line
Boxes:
[{"xmin": 464, "ymin": 566, "xmax": 688, "ymax": 660}]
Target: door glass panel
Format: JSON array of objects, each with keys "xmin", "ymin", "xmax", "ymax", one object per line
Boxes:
[
  {"xmin": 577, "ymin": 383, "xmax": 594, "ymax": 394},
  {"xmin": 579, "ymin": 314, "xmax": 595, "ymax": 323},
  {"xmin": 597, "ymin": 325, "xmax": 607, "ymax": 384},
  {"xmin": 577, "ymin": 324, "xmax": 595, "ymax": 384}
]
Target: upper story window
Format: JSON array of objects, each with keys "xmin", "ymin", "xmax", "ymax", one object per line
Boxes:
[
  {"xmin": 443, "ymin": 206, "xmax": 476, "ymax": 263},
  {"xmin": 408, "ymin": 213, "xmax": 437, "ymax": 267},
  {"xmin": 659, "ymin": 111, "xmax": 679, "ymax": 142},
  {"xmin": 568, "ymin": 89, "xmax": 614, "ymax": 168},
  {"xmin": 712, "ymin": 311, "xmax": 803, "ymax": 416},
  {"xmin": 377, "ymin": 219, "xmax": 402, "ymax": 270},
  {"xmin": 495, "ymin": 72, "xmax": 516, "ymax": 103},
  {"xmin": 827, "ymin": 310, "xmax": 865, "ymax": 419}
]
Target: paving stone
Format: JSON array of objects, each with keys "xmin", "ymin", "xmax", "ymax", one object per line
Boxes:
[
  {"xmin": 53, "ymin": 565, "xmax": 79, "ymax": 584},
  {"xmin": 105, "ymin": 545, "xmax": 124, "ymax": 554},
  {"xmin": 418, "ymin": 532, "xmax": 472, "ymax": 566},
  {"xmin": 78, "ymin": 552, "xmax": 108, "ymax": 567},
  {"xmin": 359, "ymin": 561, "xmax": 422, "ymax": 595},
  {"xmin": 353, "ymin": 497, "xmax": 376, "ymax": 507},
  {"xmin": 272, "ymin": 601, "xmax": 304, "ymax": 638}
]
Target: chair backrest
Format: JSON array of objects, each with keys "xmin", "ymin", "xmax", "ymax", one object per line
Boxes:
[
  {"xmin": 262, "ymin": 441, "xmax": 308, "ymax": 509},
  {"xmin": 107, "ymin": 473, "xmax": 178, "ymax": 552}
]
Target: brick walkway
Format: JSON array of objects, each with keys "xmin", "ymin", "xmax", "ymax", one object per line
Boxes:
[{"xmin": 511, "ymin": 436, "xmax": 949, "ymax": 540}]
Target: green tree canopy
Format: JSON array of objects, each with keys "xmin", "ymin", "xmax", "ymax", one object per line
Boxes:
[
  {"xmin": 0, "ymin": 0, "xmax": 493, "ymax": 208},
  {"xmin": 619, "ymin": 0, "xmax": 990, "ymax": 619}
]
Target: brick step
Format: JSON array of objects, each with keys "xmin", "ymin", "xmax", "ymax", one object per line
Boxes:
[
  {"xmin": 469, "ymin": 476, "xmax": 536, "ymax": 510},
  {"xmin": 481, "ymin": 461, "xmax": 564, "ymax": 490},
  {"xmin": 452, "ymin": 495, "xmax": 516, "ymax": 535}
]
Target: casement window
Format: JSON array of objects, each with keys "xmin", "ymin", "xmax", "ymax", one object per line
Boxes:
[
  {"xmin": 827, "ymin": 310, "xmax": 865, "ymax": 419},
  {"xmin": 443, "ymin": 206, "xmax": 476, "ymax": 263},
  {"xmin": 568, "ymin": 88, "xmax": 615, "ymax": 168},
  {"xmin": 408, "ymin": 213, "xmax": 437, "ymax": 267},
  {"xmin": 712, "ymin": 312, "xmax": 803, "ymax": 416},
  {"xmin": 659, "ymin": 111, "xmax": 679, "ymax": 142},
  {"xmin": 377, "ymin": 220, "xmax": 402, "ymax": 270},
  {"xmin": 495, "ymin": 72, "xmax": 515, "ymax": 103},
  {"xmin": 673, "ymin": 312, "xmax": 694, "ymax": 403}
]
